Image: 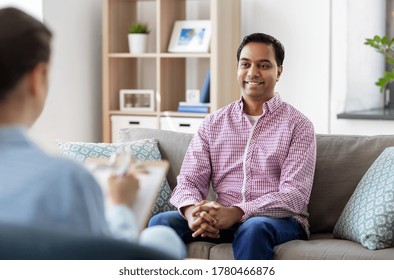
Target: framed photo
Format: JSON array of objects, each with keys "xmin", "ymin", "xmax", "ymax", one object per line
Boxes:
[
  {"xmin": 119, "ymin": 89, "xmax": 155, "ymax": 111},
  {"xmin": 168, "ymin": 20, "xmax": 211, "ymax": 53}
]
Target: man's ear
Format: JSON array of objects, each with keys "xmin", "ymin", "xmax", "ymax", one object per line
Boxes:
[{"xmin": 276, "ymin": 65, "xmax": 283, "ymax": 82}]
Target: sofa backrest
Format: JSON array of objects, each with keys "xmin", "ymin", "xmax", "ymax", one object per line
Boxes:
[
  {"xmin": 309, "ymin": 134, "xmax": 394, "ymax": 234},
  {"xmin": 120, "ymin": 128, "xmax": 394, "ymax": 234},
  {"xmin": 120, "ymin": 127, "xmax": 194, "ymax": 189}
]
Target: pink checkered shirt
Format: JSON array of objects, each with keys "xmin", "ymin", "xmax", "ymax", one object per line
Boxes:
[{"xmin": 170, "ymin": 95, "xmax": 316, "ymax": 236}]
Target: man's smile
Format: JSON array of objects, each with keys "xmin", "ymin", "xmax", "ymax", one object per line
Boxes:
[{"xmin": 245, "ymin": 80, "xmax": 264, "ymax": 86}]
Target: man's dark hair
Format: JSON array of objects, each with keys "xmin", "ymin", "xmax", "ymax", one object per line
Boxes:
[
  {"xmin": 236, "ymin": 33, "xmax": 285, "ymax": 67},
  {"xmin": 0, "ymin": 7, "xmax": 52, "ymax": 101}
]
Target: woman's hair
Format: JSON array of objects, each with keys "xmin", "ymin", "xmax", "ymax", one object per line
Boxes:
[{"xmin": 0, "ymin": 7, "xmax": 52, "ymax": 101}]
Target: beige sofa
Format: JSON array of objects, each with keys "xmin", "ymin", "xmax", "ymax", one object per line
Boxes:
[{"xmin": 120, "ymin": 127, "xmax": 394, "ymax": 259}]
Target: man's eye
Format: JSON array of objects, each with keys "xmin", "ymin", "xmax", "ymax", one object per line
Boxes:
[{"xmin": 259, "ymin": 64, "xmax": 270, "ymax": 69}]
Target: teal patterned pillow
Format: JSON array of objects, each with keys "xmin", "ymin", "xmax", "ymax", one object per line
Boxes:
[
  {"xmin": 333, "ymin": 147, "xmax": 394, "ymax": 250},
  {"xmin": 56, "ymin": 139, "xmax": 176, "ymax": 215}
]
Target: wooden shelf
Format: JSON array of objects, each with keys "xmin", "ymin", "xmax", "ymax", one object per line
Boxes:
[
  {"xmin": 102, "ymin": 0, "xmax": 240, "ymax": 142},
  {"xmin": 108, "ymin": 53, "xmax": 158, "ymax": 58},
  {"xmin": 160, "ymin": 53, "xmax": 211, "ymax": 58},
  {"xmin": 109, "ymin": 110, "xmax": 158, "ymax": 116},
  {"xmin": 160, "ymin": 111, "xmax": 208, "ymax": 118}
]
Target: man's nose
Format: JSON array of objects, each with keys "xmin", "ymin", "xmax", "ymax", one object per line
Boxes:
[{"xmin": 247, "ymin": 64, "xmax": 260, "ymax": 77}]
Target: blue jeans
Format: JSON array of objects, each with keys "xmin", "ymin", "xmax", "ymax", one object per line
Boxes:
[{"xmin": 148, "ymin": 211, "xmax": 307, "ymax": 260}]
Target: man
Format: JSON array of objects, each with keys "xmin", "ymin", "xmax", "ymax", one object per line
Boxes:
[
  {"xmin": 149, "ymin": 33, "xmax": 316, "ymax": 260},
  {"xmin": 0, "ymin": 7, "xmax": 184, "ymax": 259}
]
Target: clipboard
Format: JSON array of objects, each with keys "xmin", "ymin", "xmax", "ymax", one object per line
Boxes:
[
  {"xmin": 131, "ymin": 160, "xmax": 169, "ymax": 229},
  {"xmin": 86, "ymin": 159, "xmax": 169, "ymax": 231}
]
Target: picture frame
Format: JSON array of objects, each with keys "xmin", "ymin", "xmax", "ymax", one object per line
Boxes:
[
  {"xmin": 119, "ymin": 89, "xmax": 155, "ymax": 111},
  {"xmin": 168, "ymin": 20, "xmax": 211, "ymax": 53}
]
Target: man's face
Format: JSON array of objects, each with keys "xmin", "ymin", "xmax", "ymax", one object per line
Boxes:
[{"xmin": 237, "ymin": 42, "xmax": 282, "ymax": 102}]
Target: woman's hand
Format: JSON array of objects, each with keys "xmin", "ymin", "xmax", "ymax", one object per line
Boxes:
[{"xmin": 108, "ymin": 171, "xmax": 139, "ymax": 206}]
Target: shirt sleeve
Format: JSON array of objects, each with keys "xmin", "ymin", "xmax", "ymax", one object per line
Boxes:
[
  {"xmin": 105, "ymin": 204, "xmax": 139, "ymax": 242},
  {"xmin": 170, "ymin": 117, "xmax": 212, "ymax": 213},
  {"xmin": 235, "ymin": 119, "xmax": 317, "ymax": 221}
]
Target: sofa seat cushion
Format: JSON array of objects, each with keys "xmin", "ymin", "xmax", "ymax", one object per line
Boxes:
[
  {"xmin": 186, "ymin": 234, "xmax": 394, "ymax": 259},
  {"xmin": 187, "ymin": 241, "xmax": 220, "ymax": 259},
  {"xmin": 274, "ymin": 234, "xmax": 394, "ymax": 260}
]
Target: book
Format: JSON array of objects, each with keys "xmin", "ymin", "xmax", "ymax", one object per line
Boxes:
[
  {"xmin": 200, "ymin": 69, "xmax": 210, "ymax": 103},
  {"xmin": 179, "ymin": 102, "xmax": 211, "ymax": 107},
  {"xmin": 178, "ymin": 105, "xmax": 210, "ymax": 113}
]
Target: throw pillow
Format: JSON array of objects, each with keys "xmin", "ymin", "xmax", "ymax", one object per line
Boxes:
[
  {"xmin": 333, "ymin": 147, "xmax": 394, "ymax": 250},
  {"xmin": 56, "ymin": 139, "xmax": 176, "ymax": 215}
]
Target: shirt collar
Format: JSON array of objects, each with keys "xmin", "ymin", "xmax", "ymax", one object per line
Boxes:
[
  {"xmin": 238, "ymin": 93, "xmax": 283, "ymax": 115},
  {"xmin": 0, "ymin": 126, "xmax": 29, "ymax": 144}
]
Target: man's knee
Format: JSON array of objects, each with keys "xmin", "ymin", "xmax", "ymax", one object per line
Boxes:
[
  {"xmin": 237, "ymin": 217, "xmax": 277, "ymax": 238},
  {"xmin": 148, "ymin": 211, "xmax": 182, "ymax": 227}
]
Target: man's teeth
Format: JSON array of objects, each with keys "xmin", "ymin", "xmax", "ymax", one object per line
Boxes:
[{"xmin": 246, "ymin": 81, "xmax": 262, "ymax": 85}]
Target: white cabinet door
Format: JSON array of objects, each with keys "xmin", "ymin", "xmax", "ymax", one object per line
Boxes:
[
  {"xmin": 160, "ymin": 116, "xmax": 203, "ymax": 134},
  {"xmin": 111, "ymin": 115, "xmax": 158, "ymax": 142}
]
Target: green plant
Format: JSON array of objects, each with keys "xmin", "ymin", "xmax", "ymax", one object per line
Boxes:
[
  {"xmin": 128, "ymin": 22, "xmax": 149, "ymax": 34},
  {"xmin": 365, "ymin": 35, "xmax": 394, "ymax": 92}
]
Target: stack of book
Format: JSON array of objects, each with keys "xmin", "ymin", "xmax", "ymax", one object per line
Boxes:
[
  {"xmin": 178, "ymin": 69, "xmax": 210, "ymax": 113},
  {"xmin": 177, "ymin": 102, "xmax": 210, "ymax": 113}
]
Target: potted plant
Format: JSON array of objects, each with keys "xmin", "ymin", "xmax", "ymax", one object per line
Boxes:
[{"xmin": 128, "ymin": 22, "xmax": 149, "ymax": 54}]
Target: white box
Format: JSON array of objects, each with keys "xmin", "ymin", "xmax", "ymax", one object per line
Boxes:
[
  {"xmin": 160, "ymin": 116, "xmax": 203, "ymax": 134},
  {"xmin": 111, "ymin": 115, "xmax": 158, "ymax": 142}
]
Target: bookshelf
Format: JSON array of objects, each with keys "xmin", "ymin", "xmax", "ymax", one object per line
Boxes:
[{"xmin": 102, "ymin": 0, "xmax": 241, "ymax": 142}]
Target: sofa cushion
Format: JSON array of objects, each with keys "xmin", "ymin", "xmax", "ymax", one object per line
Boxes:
[
  {"xmin": 309, "ymin": 134, "xmax": 394, "ymax": 234},
  {"xmin": 274, "ymin": 234, "xmax": 394, "ymax": 260},
  {"xmin": 56, "ymin": 139, "xmax": 176, "ymax": 215},
  {"xmin": 119, "ymin": 128, "xmax": 194, "ymax": 190},
  {"xmin": 186, "ymin": 234, "xmax": 394, "ymax": 260},
  {"xmin": 332, "ymin": 147, "xmax": 394, "ymax": 250}
]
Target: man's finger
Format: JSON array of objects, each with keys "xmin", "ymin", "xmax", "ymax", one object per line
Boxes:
[
  {"xmin": 199, "ymin": 211, "xmax": 217, "ymax": 225},
  {"xmin": 190, "ymin": 216, "xmax": 206, "ymax": 230},
  {"xmin": 192, "ymin": 227, "xmax": 205, "ymax": 238},
  {"xmin": 191, "ymin": 204, "xmax": 215, "ymax": 216},
  {"xmin": 200, "ymin": 222, "xmax": 219, "ymax": 234},
  {"xmin": 203, "ymin": 231, "xmax": 220, "ymax": 239}
]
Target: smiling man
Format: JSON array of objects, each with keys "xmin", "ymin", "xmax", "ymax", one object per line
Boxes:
[{"xmin": 149, "ymin": 33, "xmax": 317, "ymax": 260}]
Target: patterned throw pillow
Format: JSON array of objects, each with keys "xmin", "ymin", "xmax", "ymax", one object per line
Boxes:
[
  {"xmin": 56, "ymin": 139, "xmax": 176, "ymax": 215},
  {"xmin": 333, "ymin": 147, "xmax": 394, "ymax": 250}
]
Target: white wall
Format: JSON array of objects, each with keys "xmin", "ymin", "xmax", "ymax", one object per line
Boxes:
[
  {"xmin": 342, "ymin": 0, "xmax": 385, "ymax": 112},
  {"xmin": 28, "ymin": 0, "xmax": 103, "ymax": 153},
  {"xmin": 241, "ymin": 0, "xmax": 331, "ymax": 134},
  {"xmin": 330, "ymin": 0, "xmax": 394, "ymax": 135},
  {"xmin": 0, "ymin": 0, "xmax": 42, "ymax": 19}
]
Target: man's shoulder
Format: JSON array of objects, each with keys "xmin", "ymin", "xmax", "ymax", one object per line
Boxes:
[
  {"xmin": 205, "ymin": 100, "xmax": 240, "ymax": 122},
  {"xmin": 279, "ymin": 101, "xmax": 313, "ymax": 126}
]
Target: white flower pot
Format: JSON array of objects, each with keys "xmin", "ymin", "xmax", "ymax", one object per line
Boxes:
[{"xmin": 128, "ymin": 33, "xmax": 148, "ymax": 54}]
